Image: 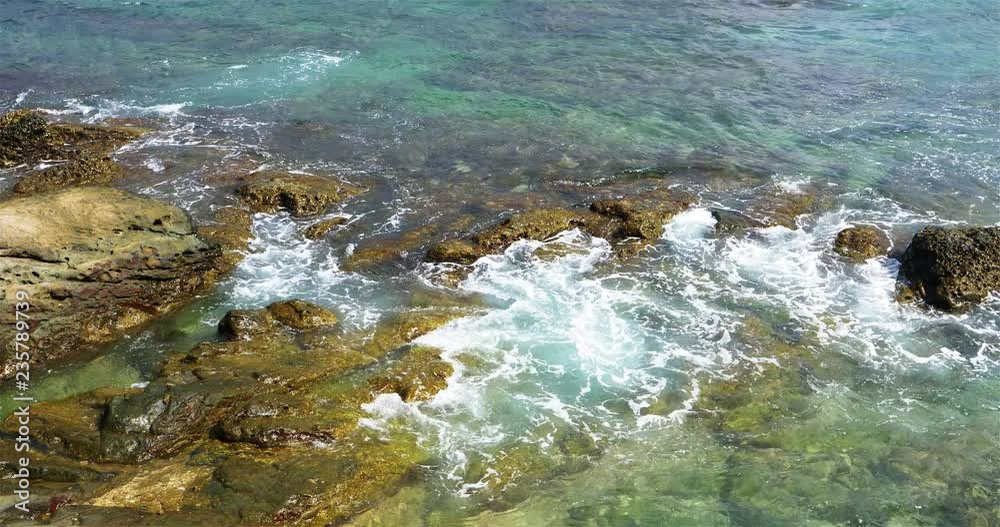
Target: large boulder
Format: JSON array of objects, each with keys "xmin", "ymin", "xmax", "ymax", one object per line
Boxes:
[
  {"xmin": 833, "ymin": 225, "xmax": 890, "ymax": 262},
  {"xmin": 897, "ymin": 226, "xmax": 1000, "ymax": 311},
  {"xmin": 0, "ymin": 187, "xmax": 229, "ymax": 377},
  {"xmin": 236, "ymin": 172, "xmax": 363, "ymax": 216}
]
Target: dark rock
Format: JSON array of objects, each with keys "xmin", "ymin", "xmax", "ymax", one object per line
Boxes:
[
  {"xmin": 218, "ymin": 309, "xmax": 279, "ymax": 341},
  {"xmin": 236, "ymin": 172, "xmax": 362, "ymax": 216},
  {"xmin": 833, "ymin": 225, "xmax": 890, "ymax": 262},
  {"xmin": 897, "ymin": 226, "xmax": 1000, "ymax": 311},
  {"xmin": 0, "ymin": 109, "xmax": 50, "ymax": 166},
  {"xmin": 710, "ymin": 208, "xmax": 765, "ymax": 235}
]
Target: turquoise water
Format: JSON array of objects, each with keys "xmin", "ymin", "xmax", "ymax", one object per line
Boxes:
[{"xmin": 2, "ymin": 1, "xmax": 999, "ymax": 525}]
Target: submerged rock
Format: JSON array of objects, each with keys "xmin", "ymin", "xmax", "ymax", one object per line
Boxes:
[
  {"xmin": 236, "ymin": 171, "xmax": 363, "ymax": 216},
  {"xmin": 897, "ymin": 226, "xmax": 1000, "ymax": 311},
  {"xmin": 833, "ymin": 225, "xmax": 890, "ymax": 262},
  {"xmin": 0, "ymin": 187, "xmax": 229, "ymax": 378},
  {"xmin": 3, "ymin": 302, "xmax": 468, "ymax": 524}
]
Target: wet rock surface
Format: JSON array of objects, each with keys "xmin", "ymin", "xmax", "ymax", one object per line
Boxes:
[
  {"xmin": 237, "ymin": 171, "xmax": 364, "ymax": 216},
  {"xmin": 833, "ymin": 224, "xmax": 890, "ymax": 262},
  {"xmin": 710, "ymin": 207, "xmax": 765, "ymax": 235},
  {"xmin": 301, "ymin": 216, "xmax": 348, "ymax": 239},
  {"xmin": 1, "ymin": 298, "xmax": 470, "ymax": 524},
  {"xmin": 426, "ymin": 188, "xmax": 694, "ymax": 264},
  {"xmin": 0, "ymin": 187, "xmax": 230, "ymax": 377},
  {"xmin": 897, "ymin": 226, "xmax": 1000, "ymax": 311},
  {"xmin": 1, "ymin": 109, "xmax": 149, "ymax": 194}
]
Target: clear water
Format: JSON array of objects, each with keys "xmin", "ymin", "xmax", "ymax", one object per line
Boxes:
[{"xmin": 2, "ymin": 0, "xmax": 999, "ymax": 525}]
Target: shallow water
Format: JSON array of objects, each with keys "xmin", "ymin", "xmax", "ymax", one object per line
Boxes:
[{"xmin": 2, "ymin": 0, "xmax": 999, "ymax": 525}]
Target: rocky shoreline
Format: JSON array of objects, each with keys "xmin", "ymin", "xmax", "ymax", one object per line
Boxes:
[{"xmin": 1, "ymin": 109, "xmax": 999, "ymax": 525}]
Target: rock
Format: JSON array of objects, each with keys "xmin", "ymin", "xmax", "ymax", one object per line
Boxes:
[
  {"xmin": 752, "ymin": 190, "xmax": 818, "ymax": 229},
  {"xmin": 342, "ymin": 225, "xmax": 438, "ymax": 271},
  {"xmin": 0, "ymin": 187, "xmax": 229, "ymax": 378},
  {"xmin": 475, "ymin": 209, "xmax": 601, "ymax": 253},
  {"xmin": 427, "ymin": 190, "xmax": 693, "ymax": 265},
  {"xmin": 218, "ymin": 309, "xmax": 279, "ymax": 341},
  {"xmin": 301, "ymin": 216, "xmax": 347, "ymax": 239},
  {"xmin": 12, "ymin": 153, "xmax": 124, "ymax": 195},
  {"xmin": 2, "ymin": 301, "xmax": 471, "ymax": 524},
  {"xmin": 897, "ymin": 226, "xmax": 1000, "ymax": 311},
  {"xmin": 218, "ymin": 300, "xmax": 338, "ymax": 340},
  {"xmin": 426, "ymin": 239, "xmax": 482, "ymax": 264},
  {"xmin": 196, "ymin": 206, "xmax": 254, "ymax": 273},
  {"xmin": 265, "ymin": 299, "xmax": 338, "ymax": 329},
  {"xmin": 0, "ymin": 109, "xmax": 49, "ymax": 166},
  {"xmin": 833, "ymin": 225, "xmax": 890, "ymax": 262},
  {"xmin": 236, "ymin": 172, "xmax": 362, "ymax": 216},
  {"xmin": 367, "ymin": 345, "xmax": 454, "ymax": 402},
  {"xmin": 0, "ymin": 109, "xmax": 148, "ymax": 192},
  {"xmin": 710, "ymin": 208, "xmax": 765, "ymax": 235},
  {"xmin": 89, "ymin": 463, "xmax": 214, "ymax": 513}
]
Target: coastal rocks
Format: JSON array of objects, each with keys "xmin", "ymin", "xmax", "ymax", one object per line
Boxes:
[
  {"xmin": 748, "ymin": 187, "xmax": 820, "ymax": 229},
  {"xmin": 427, "ymin": 189, "xmax": 694, "ymax": 264},
  {"xmin": 0, "ymin": 187, "xmax": 227, "ymax": 377},
  {"xmin": 0, "ymin": 109, "xmax": 49, "ymax": 166},
  {"xmin": 426, "ymin": 239, "xmax": 482, "ymax": 265},
  {"xmin": 218, "ymin": 309, "xmax": 281, "ymax": 341},
  {"xmin": 196, "ymin": 206, "xmax": 254, "ymax": 273},
  {"xmin": 12, "ymin": 153, "xmax": 124, "ymax": 195},
  {"xmin": 897, "ymin": 226, "xmax": 1000, "ymax": 311},
  {"xmin": 343, "ymin": 225, "xmax": 438, "ymax": 271},
  {"xmin": 833, "ymin": 225, "xmax": 890, "ymax": 262},
  {"xmin": 301, "ymin": 216, "xmax": 348, "ymax": 239},
  {"xmin": 2, "ymin": 302, "xmax": 467, "ymax": 524},
  {"xmin": 236, "ymin": 172, "xmax": 363, "ymax": 216},
  {"xmin": 710, "ymin": 208, "xmax": 764, "ymax": 235},
  {"xmin": 266, "ymin": 299, "xmax": 339, "ymax": 329},
  {"xmin": 0, "ymin": 109, "xmax": 149, "ymax": 194},
  {"xmin": 218, "ymin": 300, "xmax": 339, "ymax": 340}
]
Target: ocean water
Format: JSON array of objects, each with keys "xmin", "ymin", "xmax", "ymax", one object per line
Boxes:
[{"xmin": 2, "ymin": 0, "xmax": 999, "ymax": 525}]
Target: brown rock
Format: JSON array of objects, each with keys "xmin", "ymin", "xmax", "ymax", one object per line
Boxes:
[
  {"xmin": 236, "ymin": 172, "xmax": 362, "ymax": 216},
  {"xmin": 218, "ymin": 309, "xmax": 279, "ymax": 341},
  {"xmin": 265, "ymin": 299, "xmax": 338, "ymax": 329},
  {"xmin": 301, "ymin": 216, "xmax": 347, "ymax": 239},
  {"xmin": 426, "ymin": 239, "xmax": 482, "ymax": 264},
  {"xmin": 833, "ymin": 225, "xmax": 890, "ymax": 262},
  {"xmin": 0, "ymin": 187, "xmax": 228, "ymax": 377}
]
